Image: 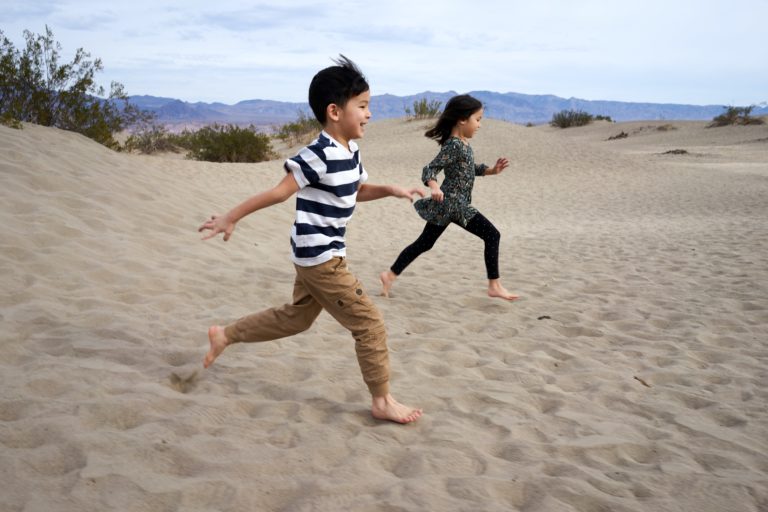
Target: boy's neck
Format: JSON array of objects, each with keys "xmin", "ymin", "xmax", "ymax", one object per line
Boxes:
[{"xmin": 323, "ymin": 125, "xmax": 352, "ymax": 151}]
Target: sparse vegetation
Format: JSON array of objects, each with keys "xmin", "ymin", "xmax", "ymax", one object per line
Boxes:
[
  {"xmin": 656, "ymin": 124, "xmax": 677, "ymax": 132},
  {"xmin": 275, "ymin": 110, "xmax": 321, "ymax": 146},
  {"xmin": 124, "ymin": 122, "xmax": 278, "ymax": 162},
  {"xmin": 607, "ymin": 131, "xmax": 628, "ymax": 141},
  {"xmin": 124, "ymin": 122, "xmax": 180, "ymax": 154},
  {"xmin": 594, "ymin": 115, "xmax": 614, "ymax": 122},
  {"xmin": 550, "ymin": 109, "xmax": 594, "ymax": 128},
  {"xmin": 708, "ymin": 106, "xmax": 765, "ymax": 127},
  {"xmin": 0, "ymin": 26, "xmax": 150, "ymax": 148},
  {"xmin": 405, "ymin": 98, "xmax": 442, "ymax": 120},
  {"xmin": 0, "ymin": 112, "xmax": 22, "ymax": 129},
  {"xmin": 175, "ymin": 124, "xmax": 276, "ymax": 163}
]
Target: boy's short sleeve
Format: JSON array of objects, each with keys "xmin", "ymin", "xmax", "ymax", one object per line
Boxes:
[{"xmin": 284, "ymin": 146, "xmax": 327, "ymax": 189}]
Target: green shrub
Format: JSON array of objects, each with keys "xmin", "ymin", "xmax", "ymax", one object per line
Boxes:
[
  {"xmin": 0, "ymin": 112, "xmax": 22, "ymax": 129},
  {"xmin": 550, "ymin": 109, "xmax": 594, "ymax": 128},
  {"xmin": 708, "ymin": 106, "xmax": 765, "ymax": 127},
  {"xmin": 405, "ymin": 98, "xmax": 442, "ymax": 119},
  {"xmin": 0, "ymin": 26, "xmax": 150, "ymax": 148},
  {"xmin": 124, "ymin": 122, "xmax": 180, "ymax": 154},
  {"xmin": 275, "ymin": 110, "xmax": 321, "ymax": 145},
  {"xmin": 594, "ymin": 114, "xmax": 613, "ymax": 122},
  {"xmin": 180, "ymin": 124, "xmax": 276, "ymax": 163}
]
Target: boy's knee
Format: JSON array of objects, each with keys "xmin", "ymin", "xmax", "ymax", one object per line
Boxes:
[{"xmin": 294, "ymin": 316, "xmax": 317, "ymax": 333}]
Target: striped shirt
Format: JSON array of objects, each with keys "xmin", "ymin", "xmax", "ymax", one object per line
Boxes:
[{"xmin": 284, "ymin": 131, "xmax": 368, "ymax": 267}]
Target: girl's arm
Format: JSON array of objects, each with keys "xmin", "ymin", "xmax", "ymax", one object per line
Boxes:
[
  {"xmin": 199, "ymin": 172, "xmax": 299, "ymax": 241},
  {"xmin": 421, "ymin": 140, "xmax": 459, "ymax": 185},
  {"xmin": 483, "ymin": 157, "xmax": 510, "ymax": 176},
  {"xmin": 422, "ymin": 140, "xmax": 460, "ymax": 202},
  {"xmin": 357, "ymin": 183, "xmax": 425, "ymax": 203}
]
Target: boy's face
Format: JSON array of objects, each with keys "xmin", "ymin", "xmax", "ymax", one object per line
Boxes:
[{"xmin": 333, "ymin": 90, "xmax": 371, "ymax": 141}]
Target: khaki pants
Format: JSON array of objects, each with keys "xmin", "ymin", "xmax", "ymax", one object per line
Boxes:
[{"xmin": 224, "ymin": 257, "xmax": 390, "ymax": 396}]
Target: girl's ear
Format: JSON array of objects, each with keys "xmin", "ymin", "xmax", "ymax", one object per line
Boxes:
[{"xmin": 326, "ymin": 103, "xmax": 341, "ymax": 122}]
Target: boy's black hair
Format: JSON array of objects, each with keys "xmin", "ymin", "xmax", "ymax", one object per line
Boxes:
[
  {"xmin": 308, "ymin": 54, "xmax": 369, "ymax": 125},
  {"xmin": 425, "ymin": 94, "xmax": 484, "ymax": 145}
]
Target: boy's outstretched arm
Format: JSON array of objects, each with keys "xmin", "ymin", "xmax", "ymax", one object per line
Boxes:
[
  {"xmin": 199, "ymin": 173, "xmax": 299, "ymax": 241},
  {"xmin": 357, "ymin": 184, "xmax": 425, "ymax": 203}
]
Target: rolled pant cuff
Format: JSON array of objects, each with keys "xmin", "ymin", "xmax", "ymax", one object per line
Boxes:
[
  {"xmin": 368, "ymin": 380, "xmax": 390, "ymax": 397},
  {"xmin": 224, "ymin": 325, "xmax": 241, "ymax": 344}
]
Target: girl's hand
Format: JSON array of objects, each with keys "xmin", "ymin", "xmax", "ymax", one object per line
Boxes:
[
  {"xmin": 199, "ymin": 214, "xmax": 236, "ymax": 241},
  {"xmin": 427, "ymin": 181, "xmax": 444, "ymax": 202},
  {"xmin": 488, "ymin": 157, "xmax": 509, "ymax": 175}
]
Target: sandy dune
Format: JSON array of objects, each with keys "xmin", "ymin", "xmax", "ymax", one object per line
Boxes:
[{"xmin": 1, "ymin": 117, "xmax": 766, "ymax": 511}]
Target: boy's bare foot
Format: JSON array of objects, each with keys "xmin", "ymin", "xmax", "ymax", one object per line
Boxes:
[
  {"xmin": 204, "ymin": 325, "xmax": 230, "ymax": 368},
  {"xmin": 379, "ymin": 270, "xmax": 397, "ymax": 297},
  {"xmin": 371, "ymin": 394, "xmax": 422, "ymax": 424},
  {"xmin": 488, "ymin": 279, "xmax": 519, "ymax": 301}
]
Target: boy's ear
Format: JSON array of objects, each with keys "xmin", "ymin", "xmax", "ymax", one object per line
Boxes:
[{"xmin": 326, "ymin": 103, "xmax": 341, "ymax": 122}]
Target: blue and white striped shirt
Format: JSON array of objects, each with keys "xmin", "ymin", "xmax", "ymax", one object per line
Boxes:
[{"xmin": 284, "ymin": 131, "xmax": 368, "ymax": 267}]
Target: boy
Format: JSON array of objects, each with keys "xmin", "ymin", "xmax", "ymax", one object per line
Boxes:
[{"xmin": 198, "ymin": 56, "xmax": 423, "ymax": 424}]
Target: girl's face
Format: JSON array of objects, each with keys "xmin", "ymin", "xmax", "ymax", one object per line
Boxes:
[{"xmin": 457, "ymin": 108, "xmax": 483, "ymax": 140}]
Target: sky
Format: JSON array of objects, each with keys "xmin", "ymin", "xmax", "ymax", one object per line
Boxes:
[{"xmin": 2, "ymin": 0, "xmax": 766, "ymax": 107}]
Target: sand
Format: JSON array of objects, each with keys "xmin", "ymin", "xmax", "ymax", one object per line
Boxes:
[{"xmin": 1, "ymin": 117, "xmax": 767, "ymax": 511}]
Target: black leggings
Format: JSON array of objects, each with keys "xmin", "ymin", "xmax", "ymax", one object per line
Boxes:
[{"xmin": 390, "ymin": 213, "xmax": 501, "ymax": 279}]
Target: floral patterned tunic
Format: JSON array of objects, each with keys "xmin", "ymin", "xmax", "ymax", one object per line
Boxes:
[{"xmin": 414, "ymin": 137, "xmax": 488, "ymax": 227}]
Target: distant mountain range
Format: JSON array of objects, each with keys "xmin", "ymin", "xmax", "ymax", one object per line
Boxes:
[{"xmin": 128, "ymin": 91, "xmax": 768, "ymax": 129}]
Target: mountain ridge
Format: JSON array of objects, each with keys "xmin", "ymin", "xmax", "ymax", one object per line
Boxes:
[{"xmin": 128, "ymin": 91, "xmax": 768, "ymax": 129}]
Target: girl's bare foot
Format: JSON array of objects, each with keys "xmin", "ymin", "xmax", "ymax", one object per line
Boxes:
[
  {"xmin": 204, "ymin": 325, "xmax": 230, "ymax": 368},
  {"xmin": 371, "ymin": 394, "xmax": 422, "ymax": 424},
  {"xmin": 488, "ymin": 279, "xmax": 519, "ymax": 301},
  {"xmin": 379, "ymin": 270, "xmax": 397, "ymax": 297}
]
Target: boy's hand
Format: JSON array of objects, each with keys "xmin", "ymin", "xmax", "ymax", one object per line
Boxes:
[
  {"xmin": 199, "ymin": 214, "xmax": 236, "ymax": 241},
  {"xmin": 487, "ymin": 157, "xmax": 509, "ymax": 175},
  {"xmin": 392, "ymin": 186, "xmax": 426, "ymax": 203}
]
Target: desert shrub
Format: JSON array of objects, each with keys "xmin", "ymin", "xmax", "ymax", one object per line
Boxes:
[
  {"xmin": 550, "ymin": 109, "xmax": 594, "ymax": 128},
  {"xmin": 594, "ymin": 114, "xmax": 613, "ymax": 122},
  {"xmin": 405, "ymin": 98, "xmax": 442, "ymax": 119},
  {"xmin": 607, "ymin": 131, "xmax": 628, "ymax": 140},
  {"xmin": 275, "ymin": 110, "xmax": 321, "ymax": 145},
  {"xmin": 708, "ymin": 106, "xmax": 765, "ymax": 127},
  {"xmin": 656, "ymin": 124, "xmax": 677, "ymax": 131},
  {"xmin": 0, "ymin": 112, "xmax": 22, "ymax": 129},
  {"xmin": 0, "ymin": 26, "xmax": 150, "ymax": 148},
  {"xmin": 124, "ymin": 122, "xmax": 180, "ymax": 154},
  {"xmin": 180, "ymin": 124, "xmax": 276, "ymax": 163}
]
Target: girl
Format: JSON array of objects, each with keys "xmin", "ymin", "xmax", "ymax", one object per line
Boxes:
[{"xmin": 380, "ymin": 94, "xmax": 518, "ymax": 301}]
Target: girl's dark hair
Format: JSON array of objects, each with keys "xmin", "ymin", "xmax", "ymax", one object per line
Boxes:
[
  {"xmin": 425, "ymin": 94, "xmax": 483, "ymax": 145},
  {"xmin": 308, "ymin": 55, "xmax": 369, "ymax": 125}
]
